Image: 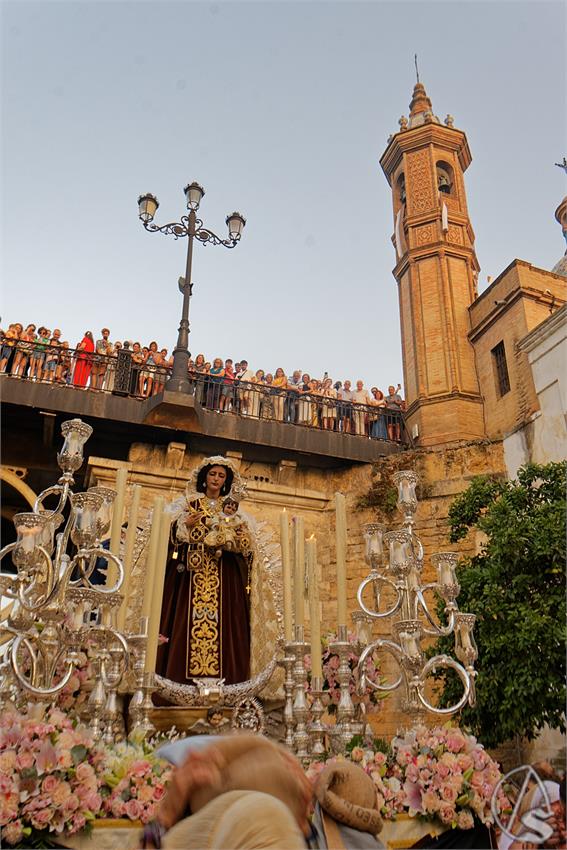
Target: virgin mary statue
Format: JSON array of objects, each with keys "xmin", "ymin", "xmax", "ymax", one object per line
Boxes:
[{"xmin": 155, "ymin": 456, "xmax": 276, "ymax": 688}]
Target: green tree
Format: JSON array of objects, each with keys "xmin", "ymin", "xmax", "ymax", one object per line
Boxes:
[{"xmin": 432, "ymin": 461, "xmax": 566, "ymax": 748}]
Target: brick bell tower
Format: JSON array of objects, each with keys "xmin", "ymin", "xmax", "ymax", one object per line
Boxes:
[{"xmin": 380, "ymin": 82, "xmax": 486, "ymax": 446}]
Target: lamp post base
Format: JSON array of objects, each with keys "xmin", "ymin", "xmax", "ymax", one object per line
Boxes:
[{"xmin": 165, "ymin": 377, "xmax": 194, "ymax": 395}]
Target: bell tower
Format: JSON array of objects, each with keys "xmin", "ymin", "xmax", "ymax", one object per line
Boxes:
[{"xmin": 381, "ymin": 82, "xmax": 485, "ymax": 446}]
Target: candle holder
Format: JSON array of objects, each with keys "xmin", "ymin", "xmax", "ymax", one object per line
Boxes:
[
  {"xmin": 137, "ymin": 671, "xmax": 157, "ymax": 739},
  {"xmin": 291, "ymin": 626, "xmax": 310, "ymax": 763},
  {"xmin": 354, "ymin": 470, "xmax": 477, "ymax": 727},
  {"xmin": 280, "ymin": 640, "xmax": 297, "ymax": 750},
  {"xmin": 308, "ymin": 675, "xmax": 327, "ymax": 759},
  {"xmin": 330, "ymin": 624, "xmax": 355, "ymax": 752},
  {"xmin": 127, "ymin": 618, "xmax": 150, "ymax": 736}
]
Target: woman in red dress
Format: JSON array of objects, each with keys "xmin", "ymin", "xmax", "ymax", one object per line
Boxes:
[{"xmin": 72, "ymin": 331, "xmax": 95, "ymax": 388}]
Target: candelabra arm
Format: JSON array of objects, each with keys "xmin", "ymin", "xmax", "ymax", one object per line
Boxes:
[
  {"xmin": 416, "ymin": 589, "xmax": 457, "ymax": 636},
  {"xmin": 415, "ymin": 655, "xmax": 471, "ymax": 715},
  {"xmin": 357, "ymin": 639, "xmax": 404, "ymax": 693},
  {"xmin": 357, "ymin": 573, "xmax": 402, "ymax": 619},
  {"xmin": 10, "ymin": 634, "xmax": 74, "ymax": 697},
  {"xmin": 34, "ymin": 482, "xmax": 70, "ymax": 516}
]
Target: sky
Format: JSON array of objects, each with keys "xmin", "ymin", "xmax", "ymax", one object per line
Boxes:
[{"xmin": 1, "ymin": 0, "xmax": 565, "ymax": 392}]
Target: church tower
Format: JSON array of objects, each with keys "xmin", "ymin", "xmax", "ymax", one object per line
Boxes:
[{"xmin": 381, "ymin": 82, "xmax": 486, "ymax": 446}]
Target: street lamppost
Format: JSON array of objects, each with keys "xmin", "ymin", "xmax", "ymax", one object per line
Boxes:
[{"xmin": 137, "ymin": 182, "xmax": 246, "ymax": 394}]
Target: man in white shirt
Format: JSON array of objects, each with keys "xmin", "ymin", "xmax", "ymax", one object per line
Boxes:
[
  {"xmin": 352, "ymin": 380, "xmax": 371, "ymax": 436},
  {"xmin": 235, "ymin": 359, "xmax": 255, "ymax": 415}
]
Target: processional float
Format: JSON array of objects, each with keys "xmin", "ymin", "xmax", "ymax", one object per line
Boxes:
[{"xmin": 0, "ymin": 418, "xmax": 477, "ymax": 761}]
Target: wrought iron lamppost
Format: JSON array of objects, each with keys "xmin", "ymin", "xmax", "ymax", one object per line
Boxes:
[{"xmin": 137, "ymin": 184, "xmax": 246, "ymax": 394}]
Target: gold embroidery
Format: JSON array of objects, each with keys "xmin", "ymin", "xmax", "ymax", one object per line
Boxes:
[{"xmin": 187, "ymin": 499, "xmax": 222, "ymax": 677}]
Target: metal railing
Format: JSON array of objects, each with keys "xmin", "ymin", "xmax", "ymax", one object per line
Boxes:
[{"xmin": 0, "ymin": 342, "xmax": 406, "ymax": 443}]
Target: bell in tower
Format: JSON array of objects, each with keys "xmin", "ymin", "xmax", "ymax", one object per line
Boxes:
[{"xmin": 380, "ymin": 81, "xmax": 486, "ymax": 446}]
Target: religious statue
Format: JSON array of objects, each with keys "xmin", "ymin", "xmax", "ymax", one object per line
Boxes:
[{"xmin": 156, "ymin": 456, "xmax": 254, "ymax": 686}]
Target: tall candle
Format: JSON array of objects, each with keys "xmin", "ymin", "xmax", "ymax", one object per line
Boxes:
[
  {"xmin": 293, "ymin": 515, "xmax": 305, "ymax": 629},
  {"xmin": 145, "ymin": 510, "xmax": 172, "ymax": 674},
  {"xmin": 141, "ymin": 496, "xmax": 164, "ymax": 620},
  {"xmin": 307, "ymin": 536, "xmax": 322, "ymax": 679},
  {"xmin": 117, "ymin": 484, "xmax": 142, "ymax": 632},
  {"xmin": 335, "ymin": 493, "xmax": 348, "ymax": 628},
  {"xmin": 109, "ymin": 468, "xmax": 128, "ymax": 557},
  {"xmin": 280, "ymin": 509, "xmax": 293, "ymax": 641}
]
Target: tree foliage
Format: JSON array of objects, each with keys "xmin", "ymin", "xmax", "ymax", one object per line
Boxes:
[{"xmin": 432, "ymin": 462, "xmax": 566, "ymax": 748}]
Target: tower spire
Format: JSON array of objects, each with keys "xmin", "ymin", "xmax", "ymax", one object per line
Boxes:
[{"xmin": 414, "ymin": 53, "xmax": 420, "ymax": 84}]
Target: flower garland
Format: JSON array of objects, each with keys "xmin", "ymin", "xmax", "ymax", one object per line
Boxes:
[{"xmin": 306, "ymin": 723, "xmax": 512, "ymax": 830}]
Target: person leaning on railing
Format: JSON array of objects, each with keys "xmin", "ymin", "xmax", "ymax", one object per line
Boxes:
[
  {"xmin": 385, "ymin": 384, "xmax": 404, "ymax": 441},
  {"xmin": 272, "ymin": 367, "xmax": 287, "ymax": 421}
]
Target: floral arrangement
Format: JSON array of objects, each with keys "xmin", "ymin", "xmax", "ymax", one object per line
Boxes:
[
  {"xmin": 0, "ymin": 706, "xmax": 172, "ymax": 847},
  {"xmin": 98, "ymin": 733, "xmax": 172, "ymax": 823},
  {"xmin": 306, "ymin": 723, "xmax": 512, "ymax": 831},
  {"xmin": 0, "ymin": 705, "xmax": 103, "ymax": 846},
  {"xmin": 305, "ymin": 632, "xmax": 386, "ymax": 715}
]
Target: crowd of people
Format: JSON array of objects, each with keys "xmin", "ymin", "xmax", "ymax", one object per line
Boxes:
[{"xmin": 0, "ymin": 323, "xmax": 406, "ymax": 440}]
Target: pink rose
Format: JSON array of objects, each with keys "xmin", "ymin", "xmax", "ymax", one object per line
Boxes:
[
  {"xmin": 125, "ymin": 799, "xmax": 142, "ymax": 820},
  {"xmin": 137, "ymin": 785, "xmax": 155, "ymax": 804},
  {"xmin": 153, "ymin": 783, "xmax": 166, "ymax": 801},
  {"xmin": 436, "ymin": 763, "xmax": 450, "ymax": 780},
  {"xmin": 2, "ymin": 819, "xmax": 24, "ymax": 845},
  {"xmin": 446, "ymin": 732, "xmax": 466, "ymax": 753},
  {"xmin": 84, "ymin": 791, "xmax": 102, "ymax": 811},
  {"xmin": 30, "ymin": 808, "xmax": 53, "ymax": 829},
  {"xmin": 63, "ymin": 794, "xmax": 80, "ymax": 814},
  {"xmin": 71, "ymin": 813, "xmax": 86, "ymax": 832},
  {"xmin": 419, "ymin": 768, "xmax": 432, "ymax": 782},
  {"xmin": 457, "ymin": 809, "xmax": 474, "ymax": 830},
  {"xmin": 111, "ymin": 798, "xmax": 126, "ymax": 818},
  {"xmin": 129, "ymin": 760, "xmax": 151, "ymax": 778},
  {"xmin": 75, "ymin": 762, "xmax": 95, "ymax": 783},
  {"xmin": 439, "ymin": 804, "xmax": 456, "ymax": 824},
  {"xmin": 51, "ymin": 780, "xmax": 72, "ymax": 806},
  {"xmin": 440, "ymin": 783, "xmax": 458, "ymax": 803},
  {"xmin": 457, "ymin": 754, "xmax": 473, "ymax": 772},
  {"xmin": 374, "ymin": 752, "xmax": 386, "ymax": 766},
  {"xmin": 405, "ymin": 763, "xmax": 419, "ymax": 783},
  {"xmin": 42, "ymin": 775, "xmax": 59, "ymax": 795},
  {"xmin": 350, "ymin": 747, "xmax": 364, "ymax": 763}
]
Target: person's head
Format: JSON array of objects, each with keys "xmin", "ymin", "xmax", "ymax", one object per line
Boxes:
[
  {"xmin": 114, "ymin": 341, "xmax": 122, "ymax": 352},
  {"xmin": 196, "ymin": 463, "xmax": 234, "ymax": 498},
  {"xmin": 240, "ymin": 359, "xmax": 248, "ymax": 369},
  {"xmin": 101, "ymin": 328, "xmax": 110, "ymax": 339},
  {"xmin": 149, "ymin": 341, "xmax": 158, "ymax": 352},
  {"xmin": 195, "ymin": 353, "xmax": 205, "ymax": 366},
  {"xmin": 85, "ymin": 331, "xmax": 94, "ymax": 342},
  {"xmin": 302, "ymin": 373, "xmax": 310, "ymax": 383},
  {"xmin": 372, "ymin": 387, "xmax": 384, "ymax": 400},
  {"xmin": 15, "ymin": 323, "xmax": 23, "ymax": 334},
  {"xmin": 356, "ymin": 380, "xmax": 364, "ymax": 391},
  {"xmin": 344, "ymin": 380, "xmax": 351, "ymax": 390},
  {"xmin": 43, "ymin": 329, "xmax": 51, "ymax": 339},
  {"xmin": 62, "ymin": 341, "xmax": 69, "ymax": 349},
  {"xmin": 53, "ymin": 328, "xmax": 61, "ymax": 339},
  {"xmin": 388, "ymin": 385, "xmax": 395, "ymax": 395},
  {"xmin": 206, "ymin": 707, "xmax": 225, "ymax": 726},
  {"xmin": 234, "ymin": 362, "xmax": 241, "ymax": 372},
  {"xmin": 222, "ymin": 496, "xmax": 239, "ymax": 516},
  {"xmin": 132, "ymin": 341, "xmax": 141, "ymax": 352},
  {"xmin": 25, "ymin": 324, "xmax": 36, "ymax": 335},
  {"xmin": 161, "ymin": 348, "xmax": 168, "ymax": 357},
  {"xmin": 123, "ymin": 340, "xmax": 130, "ymax": 350},
  {"xmin": 204, "ymin": 362, "xmax": 211, "ymax": 372},
  {"xmin": 265, "ymin": 373, "xmax": 273, "ymax": 383},
  {"xmin": 323, "ymin": 377, "xmax": 332, "ymax": 388},
  {"xmin": 255, "ymin": 369, "xmax": 264, "ymax": 380},
  {"xmin": 142, "ymin": 346, "xmax": 149, "ymax": 355},
  {"xmin": 225, "ymin": 358, "xmax": 233, "ymax": 368},
  {"xmin": 275, "ymin": 367, "xmax": 285, "ymax": 379},
  {"xmin": 334, "ymin": 381, "xmax": 342, "ymax": 390},
  {"xmin": 292, "ymin": 370, "xmax": 301, "ymax": 380},
  {"xmin": 213, "ymin": 357, "xmax": 223, "ymax": 368}
]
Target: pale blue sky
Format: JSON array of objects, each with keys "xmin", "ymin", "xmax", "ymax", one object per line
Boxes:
[{"xmin": 2, "ymin": 1, "xmax": 565, "ymax": 391}]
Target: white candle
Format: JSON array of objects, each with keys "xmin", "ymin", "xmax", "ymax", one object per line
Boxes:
[
  {"xmin": 145, "ymin": 510, "xmax": 172, "ymax": 674},
  {"xmin": 293, "ymin": 515, "xmax": 305, "ymax": 629},
  {"xmin": 109, "ymin": 468, "xmax": 128, "ymax": 587},
  {"xmin": 141, "ymin": 496, "xmax": 164, "ymax": 620},
  {"xmin": 117, "ymin": 484, "xmax": 142, "ymax": 632},
  {"xmin": 280, "ymin": 509, "xmax": 293, "ymax": 641},
  {"xmin": 335, "ymin": 493, "xmax": 347, "ymax": 628},
  {"xmin": 307, "ymin": 536, "xmax": 322, "ymax": 679}
]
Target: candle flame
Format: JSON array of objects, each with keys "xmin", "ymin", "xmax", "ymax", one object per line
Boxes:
[{"xmin": 309, "ymin": 534, "xmax": 315, "ymax": 540}]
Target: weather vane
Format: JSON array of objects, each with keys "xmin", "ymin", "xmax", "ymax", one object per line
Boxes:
[
  {"xmin": 555, "ymin": 157, "xmax": 567, "ymax": 175},
  {"xmin": 414, "ymin": 53, "xmax": 420, "ymax": 84}
]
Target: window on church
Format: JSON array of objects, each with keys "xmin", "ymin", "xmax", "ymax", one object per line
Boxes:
[
  {"xmin": 491, "ymin": 341, "xmax": 511, "ymax": 397},
  {"xmin": 436, "ymin": 162, "xmax": 453, "ymax": 195}
]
